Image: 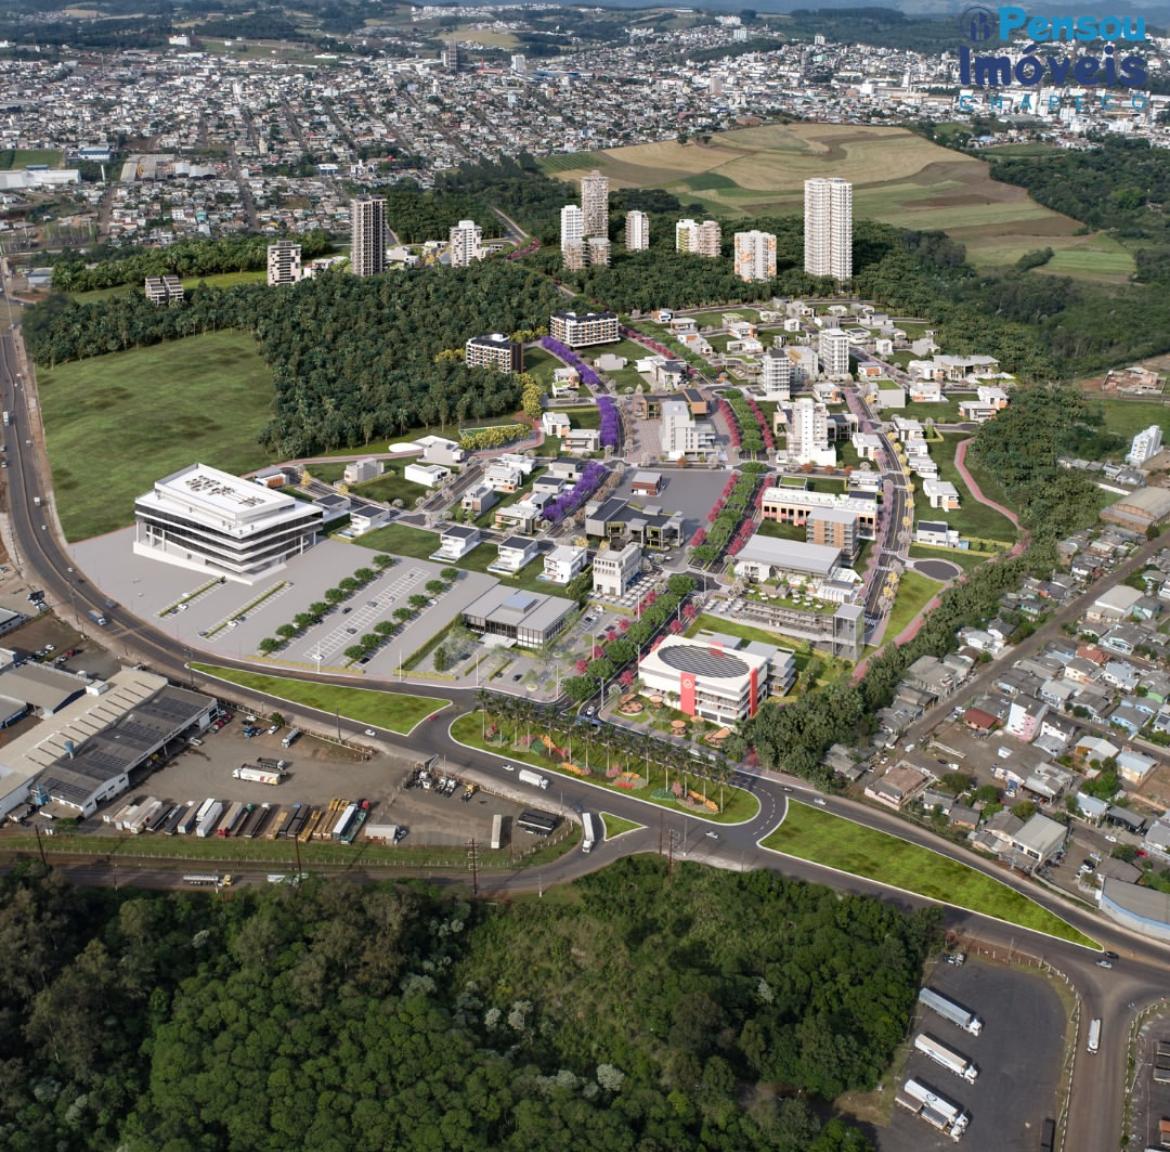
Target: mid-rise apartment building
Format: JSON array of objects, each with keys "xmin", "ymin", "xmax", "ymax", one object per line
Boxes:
[
  {"xmin": 549, "ymin": 310, "xmax": 619, "ymax": 348},
  {"xmin": 587, "ymin": 236, "xmax": 612, "ymax": 267},
  {"xmin": 266, "ymin": 240, "xmax": 302, "ymax": 287},
  {"xmin": 760, "ymin": 347, "xmax": 791, "ymax": 400},
  {"xmin": 733, "ymin": 230, "xmax": 777, "ymax": 282},
  {"xmin": 465, "ymin": 333, "xmax": 522, "ymax": 374},
  {"xmin": 350, "ymin": 197, "xmax": 386, "ymax": 277},
  {"xmin": 804, "ymin": 177, "xmax": 853, "ymax": 280},
  {"xmin": 818, "ymin": 327, "xmax": 852, "ymax": 377},
  {"xmin": 625, "ymin": 209, "xmax": 650, "ymax": 250},
  {"xmin": 676, "ymin": 218, "xmax": 722, "ymax": 257},
  {"xmin": 807, "ymin": 507, "xmax": 859, "ymax": 560},
  {"xmin": 448, "ymin": 218, "xmax": 483, "ymax": 268},
  {"xmin": 1128, "ymin": 424, "xmax": 1164, "ymax": 466},
  {"xmin": 593, "ymin": 541, "xmax": 642, "ymax": 597},
  {"xmin": 660, "ymin": 398, "xmax": 716, "ymax": 460},
  {"xmin": 144, "ymin": 275, "xmax": 184, "ymax": 305}
]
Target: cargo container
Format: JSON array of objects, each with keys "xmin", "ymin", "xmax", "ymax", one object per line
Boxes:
[
  {"xmin": 581, "ymin": 812, "xmax": 597, "ymax": 854},
  {"xmin": 364, "ymin": 823, "xmax": 400, "ymax": 843},
  {"xmin": 181, "ymin": 798, "xmax": 214, "ymax": 836},
  {"xmin": 340, "ymin": 801, "xmax": 368, "ymax": 844},
  {"xmin": 234, "ymin": 765, "xmax": 284, "ymax": 786},
  {"xmin": 332, "ymin": 802, "xmax": 358, "ymax": 841},
  {"xmin": 195, "ymin": 801, "xmax": 224, "ymax": 838},
  {"xmin": 490, "ymin": 813, "xmax": 503, "ymax": 851},
  {"xmin": 895, "ymin": 1078, "xmax": 968, "ymax": 1141},
  {"xmin": 518, "ymin": 768, "xmax": 549, "ymax": 790},
  {"xmin": 918, "ymin": 987, "xmax": 983, "ymax": 1036},
  {"xmin": 518, "ymin": 811, "xmax": 558, "ymax": 836},
  {"xmin": 165, "ymin": 803, "xmax": 191, "ymax": 835},
  {"xmin": 914, "ymin": 1034, "xmax": 978, "ymax": 1083},
  {"xmin": 217, "ymin": 800, "xmax": 246, "ymax": 837}
]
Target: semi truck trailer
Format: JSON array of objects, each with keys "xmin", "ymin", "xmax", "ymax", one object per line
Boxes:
[
  {"xmin": 517, "ymin": 768, "xmax": 549, "ymax": 790},
  {"xmin": 914, "ymin": 1033, "xmax": 978, "ymax": 1083},
  {"xmin": 895, "ymin": 1078, "xmax": 969, "ymax": 1141},
  {"xmin": 918, "ymin": 987, "xmax": 983, "ymax": 1036}
]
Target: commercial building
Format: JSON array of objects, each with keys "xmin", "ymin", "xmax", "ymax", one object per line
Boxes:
[
  {"xmin": 462, "ymin": 587, "xmax": 574, "ymax": 648},
  {"xmin": 660, "ymin": 398, "xmax": 716, "ymax": 460},
  {"xmin": 637, "ymin": 634, "xmax": 795, "ymax": 725},
  {"xmin": 761, "ymin": 486, "xmax": 878, "ymax": 538},
  {"xmin": 760, "ymin": 348, "xmax": 791, "ymax": 400},
  {"xmin": 350, "ymin": 197, "xmax": 386, "ymax": 277},
  {"xmin": 543, "ymin": 544, "xmax": 587, "ymax": 584},
  {"xmin": 808, "ymin": 507, "xmax": 859, "ymax": 560},
  {"xmin": 134, "ymin": 463, "xmax": 322, "ymax": 584},
  {"xmin": 1101, "ymin": 486, "xmax": 1170, "ymax": 533},
  {"xmin": 0, "ymin": 664, "xmax": 88, "ymax": 718},
  {"xmin": 676, "ymin": 218, "xmax": 721, "ymax": 257},
  {"xmin": 448, "ymin": 218, "xmax": 483, "ymax": 267},
  {"xmin": 343, "ymin": 458, "xmax": 382, "ymax": 485},
  {"xmin": 732, "ymin": 535, "xmax": 842, "ymax": 583},
  {"xmin": 804, "ymin": 177, "xmax": 853, "ymax": 280},
  {"xmin": 733, "ymin": 230, "xmax": 777, "ymax": 282},
  {"xmin": 144, "ymin": 275, "xmax": 184, "ymax": 305},
  {"xmin": 1009, "ymin": 812, "xmax": 1068, "ymax": 865},
  {"xmin": 625, "ymin": 209, "xmax": 650, "ymax": 250},
  {"xmin": 788, "ymin": 397, "xmax": 835, "ymax": 467},
  {"xmin": 593, "ymin": 541, "xmax": 642, "ymax": 597},
  {"xmin": 1128, "ymin": 424, "xmax": 1164, "ymax": 467},
  {"xmin": 818, "ymin": 327, "xmax": 851, "ymax": 378},
  {"xmin": 1100, "ymin": 878, "xmax": 1170, "ymax": 941},
  {"xmin": 584, "ymin": 497, "xmax": 684, "ymax": 549},
  {"xmin": 266, "ymin": 240, "xmax": 302, "ymax": 286},
  {"xmin": 549, "ymin": 310, "xmax": 619, "ymax": 348},
  {"xmin": 465, "ymin": 333, "xmax": 522, "ymax": 373},
  {"xmin": 581, "ymin": 169, "xmax": 609, "ymax": 238}
]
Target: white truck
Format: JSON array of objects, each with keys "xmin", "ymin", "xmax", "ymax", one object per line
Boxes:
[
  {"xmin": 918, "ymin": 987, "xmax": 983, "ymax": 1036},
  {"xmin": 234, "ymin": 765, "xmax": 284, "ymax": 786},
  {"xmin": 581, "ymin": 812, "xmax": 597, "ymax": 854},
  {"xmin": 490, "ymin": 813, "xmax": 503, "ymax": 851},
  {"xmin": 195, "ymin": 800, "xmax": 224, "ymax": 838},
  {"xmin": 896, "ymin": 1078, "xmax": 969, "ymax": 1141},
  {"xmin": 183, "ymin": 873, "xmax": 233, "ymax": 888},
  {"xmin": 518, "ymin": 768, "xmax": 549, "ymax": 790},
  {"xmin": 914, "ymin": 1033, "xmax": 978, "ymax": 1083},
  {"xmin": 1088, "ymin": 1018, "xmax": 1101, "ymax": 1054}
]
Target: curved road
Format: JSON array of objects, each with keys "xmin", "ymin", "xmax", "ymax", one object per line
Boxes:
[{"xmin": 2, "ymin": 315, "xmax": 1168, "ymax": 1151}]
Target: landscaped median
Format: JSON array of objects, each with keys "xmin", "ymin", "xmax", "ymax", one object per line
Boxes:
[
  {"xmin": 600, "ymin": 812, "xmax": 644, "ymax": 840},
  {"xmin": 190, "ymin": 664, "xmax": 448, "ymax": 735},
  {"xmin": 762, "ymin": 801, "xmax": 1098, "ymax": 949},
  {"xmin": 449, "ymin": 711, "xmax": 760, "ymax": 824}
]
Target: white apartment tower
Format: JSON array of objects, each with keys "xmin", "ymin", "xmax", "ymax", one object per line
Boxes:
[
  {"xmin": 789, "ymin": 397, "xmax": 835, "ymax": 466},
  {"xmin": 804, "ymin": 177, "xmax": 853, "ymax": 280},
  {"xmin": 587, "ymin": 236, "xmax": 612, "ymax": 267},
  {"xmin": 581, "ymin": 169, "xmax": 610, "ymax": 238},
  {"xmin": 698, "ymin": 219, "xmax": 722, "ymax": 257},
  {"xmin": 760, "ymin": 347, "xmax": 791, "ymax": 400},
  {"xmin": 733, "ymin": 230, "xmax": 777, "ymax": 282},
  {"xmin": 1128, "ymin": 424, "xmax": 1164, "ymax": 466},
  {"xmin": 676, "ymin": 218, "xmax": 699, "ymax": 252},
  {"xmin": 350, "ymin": 197, "xmax": 386, "ymax": 278},
  {"xmin": 818, "ymin": 327, "xmax": 852, "ymax": 378},
  {"xmin": 625, "ymin": 209, "xmax": 650, "ymax": 251},
  {"xmin": 561, "ymin": 204, "xmax": 584, "ymax": 270},
  {"xmin": 266, "ymin": 240, "xmax": 302, "ymax": 287},
  {"xmin": 448, "ymin": 218, "xmax": 483, "ymax": 267}
]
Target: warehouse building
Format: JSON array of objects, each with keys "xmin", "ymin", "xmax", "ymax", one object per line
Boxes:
[
  {"xmin": 1099, "ymin": 878, "xmax": 1170, "ymax": 942},
  {"xmin": 1101, "ymin": 486, "xmax": 1170, "ymax": 533},
  {"xmin": 732, "ymin": 535, "xmax": 842, "ymax": 583},
  {"xmin": 462, "ymin": 587, "xmax": 575, "ymax": 648},
  {"xmin": 134, "ymin": 463, "xmax": 322, "ymax": 584}
]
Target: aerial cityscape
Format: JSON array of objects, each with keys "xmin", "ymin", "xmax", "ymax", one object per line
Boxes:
[{"xmin": 5, "ymin": 0, "xmax": 1170, "ymax": 1149}]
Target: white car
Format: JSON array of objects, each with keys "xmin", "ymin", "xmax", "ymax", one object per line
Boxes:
[
  {"xmin": 813, "ymin": 797, "xmax": 828, "ymax": 807},
  {"xmin": 364, "ymin": 728, "xmax": 376, "ymax": 737},
  {"xmin": 705, "ymin": 831, "xmax": 718, "ymax": 840},
  {"xmin": 502, "ymin": 762, "xmax": 515, "ymax": 772}
]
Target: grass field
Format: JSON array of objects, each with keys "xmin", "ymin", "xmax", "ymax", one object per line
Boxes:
[
  {"xmin": 0, "ymin": 148, "xmax": 63, "ymax": 169},
  {"xmin": 884, "ymin": 569, "xmax": 941, "ymax": 640},
  {"xmin": 1099, "ymin": 397, "xmax": 1170, "ymax": 443},
  {"xmin": 911, "ymin": 436, "xmax": 1018, "ymax": 544},
  {"xmin": 685, "ymin": 612, "xmax": 798, "ymax": 650},
  {"xmin": 600, "ymin": 812, "xmax": 644, "ymax": 839},
  {"xmin": 762, "ymin": 802, "xmax": 1098, "ymax": 947},
  {"xmin": 71, "ymin": 270, "xmax": 267, "ymax": 303},
  {"xmin": 542, "ymin": 123, "xmax": 1132, "ymax": 280},
  {"xmin": 909, "ymin": 544, "xmax": 992, "ymax": 577},
  {"xmin": 39, "ymin": 331, "xmax": 274, "ymax": 541},
  {"xmin": 191, "ymin": 663, "xmax": 447, "ymax": 734},
  {"xmin": 451, "ymin": 711, "xmax": 760, "ymax": 824}
]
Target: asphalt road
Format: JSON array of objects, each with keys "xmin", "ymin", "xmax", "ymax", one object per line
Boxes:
[{"xmin": 3, "ymin": 303, "xmax": 1169, "ymax": 1152}]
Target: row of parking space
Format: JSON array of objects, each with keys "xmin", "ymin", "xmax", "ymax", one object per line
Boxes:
[{"xmin": 299, "ymin": 567, "xmax": 427, "ymax": 663}]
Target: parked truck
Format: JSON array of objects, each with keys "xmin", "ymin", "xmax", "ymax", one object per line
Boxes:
[
  {"xmin": 581, "ymin": 812, "xmax": 597, "ymax": 854},
  {"xmin": 918, "ymin": 987, "xmax": 983, "ymax": 1036},
  {"xmin": 234, "ymin": 764, "xmax": 284, "ymax": 786},
  {"xmin": 518, "ymin": 768, "xmax": 549, "ymax": 790},
  {"xmin": 281, "ymin": 727, "xmax": 302, "ymax": 749},
  {"xmin": 914, "ymin": 1034, "xmax": 978, "ymax": 1083},
  {"xmin": 895, "ymin": 1078, "xmax": 969, "ymax": 1141},
  {"xmin": 490, "ymin": 813, "xmax": 503, "ymax": 851},
  {"xmin": 1088, "ymin": 1018, "xmax": 1101, "ymax": 1055},
  {"xmin": 217, "ymin": 800, "xmax": 246, "ymax": 837},
  {"xmin": 182, "ymin": 874, "xmax": 233, "ymax": 888},
  {"xmin": 195, "ymin": 800, "xmax": 224, "ymax": 838}
]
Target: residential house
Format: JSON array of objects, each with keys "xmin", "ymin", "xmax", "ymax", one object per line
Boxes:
[
  {"xmin": 543, "ymin": 545, "xmax": 587, "ymax": 585},
  {"xmin": 491, "ymin": 536, "xmax": 540, "ymax": 575},
  {"xmin": 435, "ymin": 525, "xmax": 481, "ymax": 561}
]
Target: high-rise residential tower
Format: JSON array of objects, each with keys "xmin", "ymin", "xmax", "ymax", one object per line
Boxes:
[
  {"xmin": 580, "ymin": 169, "xmax": 609, "ymax": 238},
  {"xmin": 733, "ymin": 230, "xmax": 777, "ymax": 282},
  {"xmin": 561, "ymin": 204, "xmax": 584, "ymax": 269},
  {"xmin": 698, "ymin": 219, "xmax": 722, "ymax": 258},
  {"xmin": 625, "ymin": 209, "xmax": 650, "ymax": 251},
  {"xmin": 804, "ymin": 177, "xmax": 853, "ymax": 280},
  {"xmin": 448, "ymin": 218, "xmax": 483, "ymax": 267},
  {"xmin": 267, "ymin": 240, "xmax": 302, "ymax": 287},
  {"xmin": 350, "ymin": 197, "xmax": 386, "ymax": 278}
]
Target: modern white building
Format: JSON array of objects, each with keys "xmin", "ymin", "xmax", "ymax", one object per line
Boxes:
[
  {"xmin": 581, "ymin": 169, "xmax": 609, "ymax": 238},
  {"xmin": 732, "ymin": 534, "xmax": 842, "ymax": 584},
  {"xmin": 544, "ymin": 544, "xmax": 588, "ymax": 584},
  {"xmin": 266, "ymin": 240, "xmax": 302, "ymax": 286},
  {"xmin": 343, "ymin": 457, "xmax": 382, "ymax": 485},
  {"xmin": 549, "ymin": 310, "xmax": 619, "ymax": 348},
  {"xmin": 733, "ymin": 230, "xmax": 776, "ymax": 282},
  {"xmin": 593, "ymin": 541, "xmax": 641, "ymax": 597},
  {"xmin": 448, "ymin": 218, "xmax": 483, "ymax": 267},
  {"xmin": 818, "ymin": 327, "xmax": 852, "ymax": 378},
  {"xmin": 637, "ymin": 635, "xmax": 794, "ymax": 725},
  {"xmin": 403, "ymin": 463, "xmax": 450, "ymax": 489},
  {"xmin": 922, "ymin": 478, "xmax": 961, "ymax": 510},
  {"xmin": 788, "ymin": 397, "xmax": 835, "ymax": 467},
  {"xmin": 492, "ymin": 535, "xmax": 540, "ymax": 574},
  {"xmin": 804, "ymin": 177, "xmax": 853, "ymax": 280},
  {"xmin": 134, "ymin": 464, "xmax": 322, "ymax": 584},
  {"xmin": 435, "ymin": 525, "xmax": 481, "ymax": 561},
  {"xmin": 660, "ymin": 398, "xmax": 716, "ymax": 460},
  {"xmin": 1128, "ymin": 424, "xmax": 1164, "ymax": 467},
  {"xmin": 677, "ymin": 218, "xmax": 722, "ymax": 257},
  {"xmin": 760, "ymin": 347, "xmax": 791, "ymax": 400},
  {"xmin": 625, "ymin": 209, "xmax": 650, "ymax": 251},
  {"xmin": 560, "ymin": 204, "xmax": 584, "ymax": 253},
  {"xmin": 350, "ymin": 197, "xmax": 386, "ymax": 277}
]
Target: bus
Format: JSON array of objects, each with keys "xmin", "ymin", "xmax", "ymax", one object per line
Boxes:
[
  {"xmin": 1087, "ymin": 1018, "xmax": 1101, "ymax": 1054},
  {"xmin": 490, "ymin": 813, "xmax": 503, "ymax": 851},
  {"xmin": 581, "ymin": 812, "xmax": 597, "ymax": 853},
  {"xmin": 517, "ymin": 811, "xmax": 558, "ymax": 837}
]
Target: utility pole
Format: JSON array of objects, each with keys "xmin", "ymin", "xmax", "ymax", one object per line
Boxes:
[{"xmin": 335, "ymin": 708, "xmax": 341, "ymax": 743}]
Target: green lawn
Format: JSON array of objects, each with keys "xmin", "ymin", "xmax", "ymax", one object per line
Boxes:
[
  {"xmin": 451, "ymin": 711, "xmax": 760, "ymax": 825},
  {"xmin": 39, "ymin": 331, "xmax": 274, "ymax": 541},
  {"xmin": 685, "ymin": 612, "xmax": 798, "ymax": 650},
  {"xmin": 352, "ymin": 522, "xmax": 440, "ymax": 559},
  {"xmin": 350, "ymin": 467, "xmax": 428, "ymax": 509},
  {"xmin": 71, "ymin": 270, "xmax": 268, "ymax": 304},
  {"xmin": 1098, "ymin": 397, "xmax": 1170, "ymax": 444},
  {"xmin": 884, "ymin": 569, "xmax": 940, "ymax": 640},
  {"xmin": 0, "ymin": 148, "xmax": 63, "ymax": 169},
  {"xmin": 763, "ymin": 802, "xmax": 1098, "ymax": 948},
  {"xmin": 901, "ymin": 398, "xmax": 966, "ymax": 423},
  {"xmin": 525, "ymin": 346, "xmax": 560, "ymax": 388},
  {"xmin": 191, "ymin": 663, "xmax": 447, "ymax": 734},
  {"xmin": 600, "ymin": 812, "xmax": 644, "ymax": 839},
  {"xmin": 909, "ymin": 544, "xmax": 993, "ymax": 577},
  {"xmin": 756, "ymin": 518, "xmax": 806, "ymax": 542},
  {"xmin": 912, "ymin": 436, "xmax": 1018, "ymax": 544}
]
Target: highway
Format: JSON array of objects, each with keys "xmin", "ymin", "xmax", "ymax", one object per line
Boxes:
[{"xmin": 3, "ymin": 302, "xmax": 1169, "ymax": 1151}]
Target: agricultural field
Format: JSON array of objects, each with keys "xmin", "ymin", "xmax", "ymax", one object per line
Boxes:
[
  {"xmin": 1098, "ymin": 397, "xmax": 1170, "ymax": 443},
  {"xmin": 440, "ymin": 24, "xmax": 520, "ymax": 48},
  {"xmin": 39, "ymin": 331, "xmax": 274, "ymax": 541},
  {"xmin": 543, "ymin": 123, "xmax": 1132, "ymax": 280}
]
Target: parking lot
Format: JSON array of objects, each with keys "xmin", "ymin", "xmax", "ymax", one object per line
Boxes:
[
  {"xmin": 879, "ymin": 957, "xmax": 1066, "ymax": 1152},
  {"xmin": 1127, "ymin": 1009, "xmax": 1170, "ymax": 1151},
  {"xmin": 610, "ymin": 467, "xmax": 733, "ymax": 541}
]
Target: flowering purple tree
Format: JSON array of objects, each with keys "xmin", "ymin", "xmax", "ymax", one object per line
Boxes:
[
  {"xmin": 598, "ymin": 396, "xmax": 620, "ymax": 450},
  {"xmin": 543, "ymin": 461, "xmax": 608, "ymax": 524}
]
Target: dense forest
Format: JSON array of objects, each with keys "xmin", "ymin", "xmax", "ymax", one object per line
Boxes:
[
  {"xmin": 437, "ymin": 154, "xmax": 573, "ymax": 244},
  {"xmin": 50, "ymin": 232, "xmax": 333, "ymax": 293},
  {"xmin": 0, "ymin": 859, "xmax": 937, "ymax": 1151},
  {"xmin": 26, "ymin": 261, "xmax": 567, "ymax": 457},
  {"xmin": 381, "ymin": 183, "xmax": 498, "ymax": 244}
]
